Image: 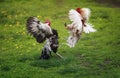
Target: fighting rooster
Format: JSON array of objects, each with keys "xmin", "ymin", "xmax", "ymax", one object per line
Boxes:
[
  {"xmin": 26, "ymin": 17, "xmax": 62, "ymax": 59},
  {"xmin": 40, "ymin": 29, "xmax": 63, "ymax": 59},
  {"xmin": 65, "ymin": 8, "xmax": 96, "ymax": 48},
  {"xmin": 26, "ymin": 17, "xmax": 53, "ymax": 43}
]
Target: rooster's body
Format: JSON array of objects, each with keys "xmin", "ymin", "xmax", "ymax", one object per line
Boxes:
[
  {"xmin": 65, "ymin": 8, "xmax": 96, "ymax": 47},
  {"xmin": 26, "ymin": 17, "xmax": 53, "ymax": 43},
  {"xmin": 26, "ymin": 17, "xmax": 62, "ymax": 59}
]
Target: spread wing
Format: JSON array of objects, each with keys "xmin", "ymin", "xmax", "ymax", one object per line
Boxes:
[
  {"xmin": 81, "ymin": 8, "xmax": 91, "ymax": 21},
  {"xmin": 68, "ymin": 9, "xmax": 82, "ymax": 29},
  {"xmin": 26, "ymin": 17, "xmax": 53, "ymax": 43},
  {"xmin": 80, "ymin": 8, "xmax": 96, "ymax": 33},
  {"xmin": 83, "ymin": 23, "xmax": 96, "ymax": 33}
]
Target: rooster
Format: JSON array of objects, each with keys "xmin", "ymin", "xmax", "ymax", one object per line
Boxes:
[
  {"xmin": 65, "ymin": 8, "xmax": 96, "ymax": 48},
  {"xmin": 26, "ymin": 17, "xmax": 53, "ymax": 43},
  {"xmin": 26, "ymin": 17, "xmax": 63, "ymax": 59}
]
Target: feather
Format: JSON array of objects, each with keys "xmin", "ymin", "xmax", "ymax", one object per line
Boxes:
[
  {"xmin": 81, "ymin": 8, "xmax": 91, "ymax": 21},
  {"xmin": 83, "ymin": 23, "xmax": 96, "ymax": 33},
  {"xmin": 66, "ymin": 8, "xmax": 96, "ymax": 47},
  {"xmin": 26, "ymin": 17, "xmax": 53, "ymax": 43},
  {"xmin": 65, "ymin": 9, "xmax": 83, "ymax": 47},
  {"xmin": 49, "ymin": 29, "xmax": 59, "ymax": 53},
  {"xmin": 69, "ymin": 9, "xmax": 82, "ymax": 30},
  {"xmin": 40, "ymin": 29, "xmax": 60, "ymax": 59}
]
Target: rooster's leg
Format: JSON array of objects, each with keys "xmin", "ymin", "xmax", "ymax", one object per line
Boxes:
[{"xmin": 55, "ymin": 53, "xmax": 64, "ymax": 59}]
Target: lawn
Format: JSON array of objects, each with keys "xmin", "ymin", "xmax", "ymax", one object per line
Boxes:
[{"xmin": 0, "ymin": 0, "xmax": 120, "ymax": 78}]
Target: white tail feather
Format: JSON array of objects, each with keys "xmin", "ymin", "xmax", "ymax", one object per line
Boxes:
[{"xmin": 83, "ymin": 23, "xmax": 96, "ymax": 33}]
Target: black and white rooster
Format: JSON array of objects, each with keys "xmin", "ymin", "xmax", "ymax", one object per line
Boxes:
[{"xmin": 26, "ymin": 17, "xmax": 63, "ymax": 59}]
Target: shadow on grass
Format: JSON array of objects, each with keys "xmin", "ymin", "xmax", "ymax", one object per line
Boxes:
[
  {"xmin": 58, "ymin": 67, "xmax": 79, "ymax": 74},
  {"xmin": 0, "ymin": 63, "xmax": 15, "ymax": 72},
  {"xmin": 30, "ymin": 56, "xmax": 73, "ymax": 68},
  {"xmin": 57, "ymin": 66, "xmax": 99, "ymax": 78},
  {"xmin": 0, "ymin": 58, "xmax": 12, "ymax": 71},
  {"xmin": 1, "ymin": 64, "xmax": 12, "ymax": 71},
  {"xmin": 30, "ymin": 58, "xmax": 72, "ymax": 68},
  {"xmin": 18, "ymin": 55, "xmax": 34, "ymax": 63}
]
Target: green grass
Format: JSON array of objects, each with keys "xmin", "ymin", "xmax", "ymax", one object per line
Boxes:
[{"xmin": 0, "ymin": 0, "xmax": 120, "ymax": 78}]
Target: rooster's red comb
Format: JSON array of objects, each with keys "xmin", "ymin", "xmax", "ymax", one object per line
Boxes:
[
  {"xmin": 45, "ymin": 19, "xmax": 51, "ymax": 26},
  {"xmin": 76, "ymin": 7, "xmax": 81, "ymax": 13}
]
